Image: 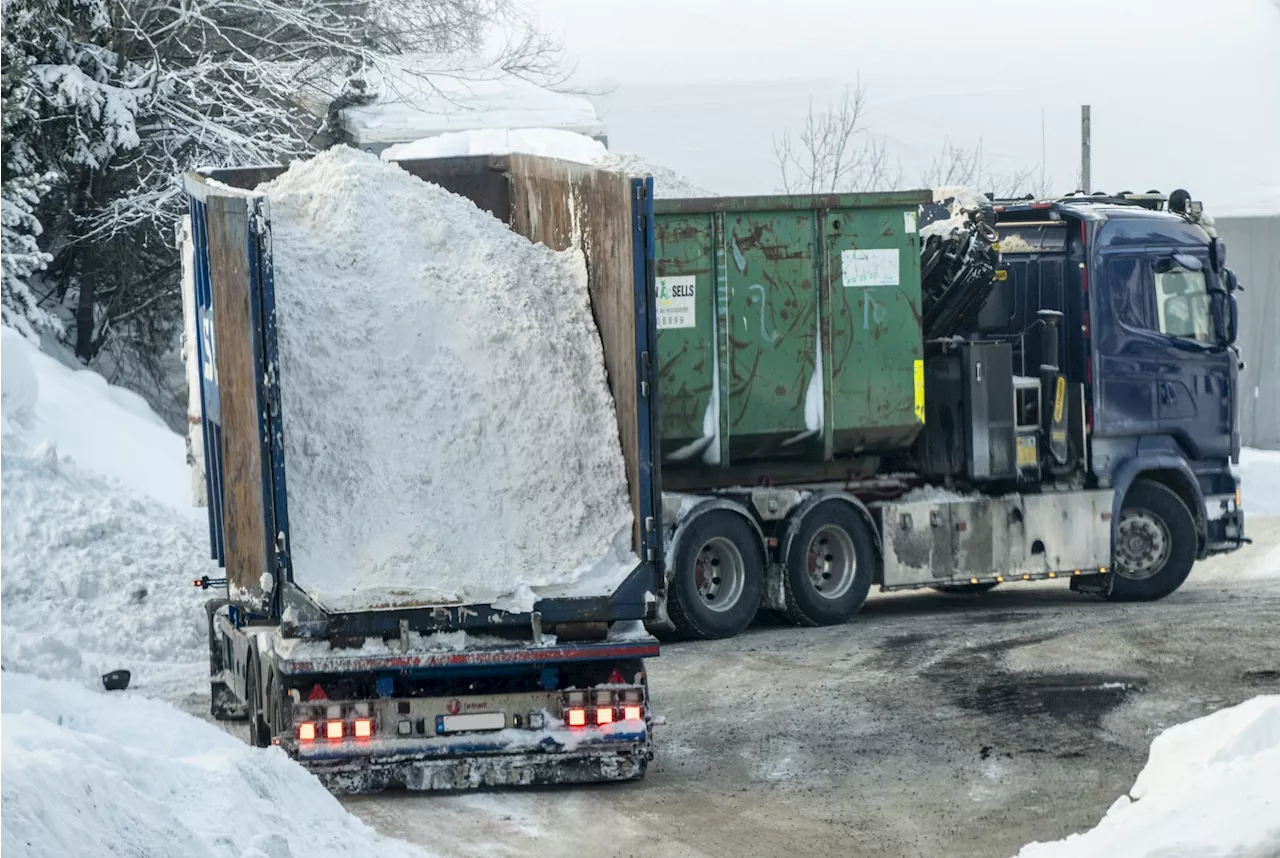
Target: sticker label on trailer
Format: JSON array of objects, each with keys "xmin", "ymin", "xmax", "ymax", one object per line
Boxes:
[
  {"xmin": 904, "ymin": 211, "xmax": 917, "ymax": 234},
  {"xmin": 842, "ymin": 249, "xmax": 900, "ymax": 287},
  {"xmin": 657, "ymin": 276, "xmax": 697, "ymax": 329}
]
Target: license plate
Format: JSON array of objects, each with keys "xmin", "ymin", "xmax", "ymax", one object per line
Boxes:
[{"xmin": 437, "ymin": 712, "xmax": 505, "ymax": 734}]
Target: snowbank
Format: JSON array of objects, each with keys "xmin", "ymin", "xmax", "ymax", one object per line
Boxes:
[
  {"xmin": 1, "ymin": 328, "xmax": 213, "ymax": 687},
  {"xmin": 381, "ymin": 127, "xmax": 718, "ymax": 198},
  {"xmin": 382, "ymin": 127, "xmax": 607, "ymax": 164},
  {"xmin": 1, "ymin": 326, "xmax": 197, "ymax": 517},
  {"xmin": 1014, "ymin": 695, "xmax": 1280, "ymax": 858},
  {"xmin": 1239, "ymin": 447, "xmax": 1280, "ymax": 518},
  {"xmin": 262, "ymin": 148, "xmax": 633, "ymax": 611},
  {"xmin": 0, "ymin": 672, "xmax": 433, "ymax": 858}
]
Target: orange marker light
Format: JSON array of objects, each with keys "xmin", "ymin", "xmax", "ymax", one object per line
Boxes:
[
  {"xmin": 298, "ymin": 722, "xmax": 317, "ymax": 741},
  {"xmin": 596, "ymin": 707, "xmax": 614, "ymax": 726},
  {"xmin": 623, "ymin": 706, "xmax": 643, "ymax": 722},
  {"xmin": 326, "ymin": 720, "xmax": 345, "ymax": 740},
  {"xmin": 566, "ymin": 708, "xmax": 587, "ymax": 727},
  {"xmin": 353, "ymin": 718, "xmax": 373, "ymax": 738}
]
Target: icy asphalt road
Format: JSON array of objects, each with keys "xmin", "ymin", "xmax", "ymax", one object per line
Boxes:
[{"xmin": 343, "ymin": 519, "xmax": 1280, "ymax": 858}]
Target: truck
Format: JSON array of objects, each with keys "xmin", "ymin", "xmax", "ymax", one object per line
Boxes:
[
  {"xmin": 183, "ymin": 155, "xmax": 662, "ymax": 791},
  {"xmin": 641, "ymin": 187, "xmax": 1246, "ymax": 639}
]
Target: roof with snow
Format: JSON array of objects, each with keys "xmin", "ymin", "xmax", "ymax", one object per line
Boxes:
[{"xmin": 337, "ymin": 65, "xmax": 606, "ymax": 148}]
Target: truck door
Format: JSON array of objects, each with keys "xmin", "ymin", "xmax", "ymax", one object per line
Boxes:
[
  {"xmin": 1094, "ymin": 254, "xmax": 1161, "ymax": 438},
  {"xmin": 1148, "ymin": 252, "xmax": 1233, "ymax": 459}
]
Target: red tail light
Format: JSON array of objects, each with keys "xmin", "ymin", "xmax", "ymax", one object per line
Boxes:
[
  {"xmin": 566, "ymin": 708, "xmax": 587, "ymax": 727},
  {"xmin": 353, "ymin": 718, "xmax": 373, "ymax": 739},
  {"xmin": 596, "ymin": 707, "xmax": 614, "ymax": 726},
  {"xmin": 325, "ymin": 721, "xmax": 344, "ymax": 740},
  {"xmin": 298, "ymin": 722, "xmax": 316, "ymax": 741},
  {"xmin": 623, "ymin": 706, "xmax": 643, "ymax": 721}
]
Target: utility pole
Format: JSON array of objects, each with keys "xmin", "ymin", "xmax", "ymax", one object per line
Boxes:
[{"xmin": 1081, "ymin": 105, "xmax": 1092, "ymax": 194}]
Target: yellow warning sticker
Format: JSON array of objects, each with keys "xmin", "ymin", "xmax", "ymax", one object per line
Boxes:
[
  {"xmin": 1053, "ymin": 376, "xmax": 1066, "ymax": 423},
  {"xmin": 914, "ymin": 359, "xmax": 925, "ymax": 423}
]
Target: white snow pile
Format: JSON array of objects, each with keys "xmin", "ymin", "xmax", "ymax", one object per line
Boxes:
[
  {"xmin": 0, "ymin": 328, "xmax": 212, "ymax": 689},
  {"xmin": 381, "ymin": 127, "xmax": 608, "ymax": 164},
  {"xmin": 0, "ymin": 672, "xmax": 433, "ymax": 858},
  {"xmin": 1014, "ymin": 695, "xmax": 1280, "ymax": 858},
  {"xmin": 381, "ymin": 127, "xmax": 718, "ymax": 198},
  {"xmin": 262, "ymin": 147, "xmax": 634, "ymax": 612},
  {"xmin": 1238, "ymin": 446, "xmax": 1280, "ymax": 518}
]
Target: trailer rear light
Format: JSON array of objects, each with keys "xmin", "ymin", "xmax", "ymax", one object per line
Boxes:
[
  {"xmin": 396, "ymin": 720, "xmax": 412, "ymax": 736},
  {"xmin": 353, "ymin": 718, "xmax": 373, "ymax": 739},
  {"xmin": 566, "ymin": 708, "xmax": 587, "ymax": 727},
  {"xmin": 527, "ymin": 712, "xmax": 545, "ymax": 730},
  {"xmin": 325, "ymin": 721, "xmax": 345, "ymax": 740},
  {"xmin": 596, "ymin": 707, "xmax": 614, "ymax": 725},
  {"xmin": 621, "ymin": 689, "xmax": 643, "ymax": 704},
  {"xmin": 623, "ymin": 706, "xmax": 643, "ymax": 721},
  {"xmin": 594, "ymin": 689, "xmax": 614, "ymax": 706},
  {"xmin": 566, "ymin": 691, "xmax": 587, "ymax": 706},
  {"xmin": 326, "ymin": 704, "xmax": 342, "ymax": 720},
  {"xmin": 298, "ymin": 722, "xmax": 317, "ymax": 741}
]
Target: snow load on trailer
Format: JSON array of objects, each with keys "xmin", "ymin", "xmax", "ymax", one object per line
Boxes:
[{"xmin": 259, "ymin": 148, "xmax": 634, "ymax": 612}]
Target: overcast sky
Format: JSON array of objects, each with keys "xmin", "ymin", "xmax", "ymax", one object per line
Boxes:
[{"xmin": 528, "ymin": 0, "xmax": 1280, "ymax": 213}]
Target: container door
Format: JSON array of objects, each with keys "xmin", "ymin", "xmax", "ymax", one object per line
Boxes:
[
  {"xmin": 654, "ymin": 212, "xmax": 719, "ymax": 466},
  {"xmin": 721, "ymin": 209, "xmax": 821, "ymax": 462},
  {"xmin": 823, "ymin": 208, "xmax": 924, "ymax": 456}
]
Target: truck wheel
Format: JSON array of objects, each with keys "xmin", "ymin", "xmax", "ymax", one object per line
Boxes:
[
  {"xmin": 667, "ymin": 510, "xmax": 765, "ymax": 640},
  {"xmin": 782, "ymin": 502, "xmax": 876, "ymax": 626},
  {"xmin": 246, "ymin": 652, "xmax": 271, "ymax": 748},
  {"xmin": 1107, "ymin": 480, "xmax": 1197, "ymax": 602}
]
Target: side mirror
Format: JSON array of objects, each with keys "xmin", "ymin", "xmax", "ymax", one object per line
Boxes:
[
  {"xmin": 1210, "ymin": 237, "xmax": 1227, "ymax": 271},
  {"xmin": 1212, "ymin": 291, "xmax": 1238, "ymax": 347},
  {"xmin": 1223, "ymin": 267, "xmax": 1242, "ymax": 293}
]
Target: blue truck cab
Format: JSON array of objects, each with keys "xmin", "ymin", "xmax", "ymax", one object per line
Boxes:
[{"xmin": 989, "ymin": 193, "xmax": 1245, "ymax": 597}]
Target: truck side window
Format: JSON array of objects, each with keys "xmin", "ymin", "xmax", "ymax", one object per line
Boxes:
[
  {"xmin": 1108, "ymin": 256, "xmax": 1153, "ymax": 330},
  {"xmin": 1154, "ymin": 264, "xmax": 1213, "ymax": 344}
]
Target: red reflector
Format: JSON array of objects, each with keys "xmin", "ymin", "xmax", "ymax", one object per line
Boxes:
[
  {"xmin": 353, "ymin": 718, "xmax": 373, "ymax": 738},
  {"xmin": 325, "ymin": 721, "xmax": 344, "ymax": 740},
  {"xmin": 607, "ymin": 669, "xmax": 625, "ymax": 684},
  {"xmin": 566, "ymin": 708, "xmax": 587, "ymax": 727},
  {"xmin": 596, "ymin": 707, "xmax": 614, "ymax": 725},
  {"xmin": 307, "ymin": 684, "xmax": 328, "ymax": 702},
  {"xmin": 298, "ymin": 722, "xmax": 316, "ymax": 741},
  {"xmin": 623, "ymin": 706, "xmax": 643, "ymax": 721}
]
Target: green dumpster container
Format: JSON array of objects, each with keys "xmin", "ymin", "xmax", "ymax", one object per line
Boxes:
[{"xmin": 654, "ymin": 191, "xmax": 931, "ymax": 482}]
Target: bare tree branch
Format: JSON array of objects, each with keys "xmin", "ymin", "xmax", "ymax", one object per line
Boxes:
[{"xmin": 773, "ymin": 79, "xmax": 902, "ymax": 195}]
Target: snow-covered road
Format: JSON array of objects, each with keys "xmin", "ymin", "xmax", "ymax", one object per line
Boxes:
[{"xmin": 343, "ymin": 520, "xmax": 1280, "ymax": 858}]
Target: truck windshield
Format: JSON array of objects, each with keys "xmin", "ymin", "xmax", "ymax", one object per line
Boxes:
[{"xmin": 1154, "ymin": 264, "xmax": 1213, "ymax": 344}]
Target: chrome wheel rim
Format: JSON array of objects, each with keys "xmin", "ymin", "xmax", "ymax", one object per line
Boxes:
[
  {"xmin": 806, "ymin": 524, "xmax": 857, "ymax": 600},
  {"xmin": 1115, "ymin": 509, "xmax": 1171, "ymax": 580},
  {"xmin": 693, "ymin": 537, "xmax": 746, "ymax": 612}
]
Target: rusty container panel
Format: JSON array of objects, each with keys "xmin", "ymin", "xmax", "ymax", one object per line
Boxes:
[
  {"xmin": 823, "ymin": 206, "xmax": 925, "ymax": 455},
  {"xmin": 654, "ymin": 191, "xmax": 929, "ymax": 481}
]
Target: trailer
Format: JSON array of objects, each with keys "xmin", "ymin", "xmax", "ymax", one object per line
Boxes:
[{"xmin": 183, "ymin": 155, "xmax": 662, "ymax": 791}]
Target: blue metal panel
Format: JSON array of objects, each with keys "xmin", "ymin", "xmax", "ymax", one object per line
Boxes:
[
  {"xmin": 631, "ymin": 177, "xmax": 661, "ymax": 573},
  {"xmin": 188, "ymin": 196, "xmax": 225, "ymax": 566}
]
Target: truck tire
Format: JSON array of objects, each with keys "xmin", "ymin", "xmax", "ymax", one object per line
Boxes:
[
  {"xmin": 782, "ymin": 501, "xmax": 876, "ymax": 626},
  {"xmin": 246, "ymin": 651, "xmax": 272, "ymax": 748},
  {"xmin": 1107, "ymin": 479, "xmax": 1197, "ymax": 602},
  {"xmin": 667, "ymin": 510, "xmax": 765, "ymax": 640}
]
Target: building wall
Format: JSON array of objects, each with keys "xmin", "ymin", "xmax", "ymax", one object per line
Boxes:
[{"xmin": 1216, "ymin": 216, "xmax": 1280, "ymax": 450}]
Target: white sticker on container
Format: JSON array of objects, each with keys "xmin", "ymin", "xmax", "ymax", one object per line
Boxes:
[
  {"xmin": 904, "ymin": 211, "xmax": 917, "ymax": 234},
  {"xmin": 657, "ymin": 276, "xmax": 697, "ymax": 329},
  {"xmin": 841, "ymin": 248, "xmax": 900, "ymax": 288}
]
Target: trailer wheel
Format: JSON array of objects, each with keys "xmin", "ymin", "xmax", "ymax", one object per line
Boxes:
[
  {"xmin": 1107, "ymin": 479, "xmax": 1197, "ymax": 602},
  {"xmin": 782, "ymin": 501, "xmax": 876, "ymax": 626},
  {"xmin": 246, "ymin": 651, "xmax": 271, "ymax": 748},
  {"xmin": 667, "ymin": 510, "xmax": 765, "ymax": 640}
]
